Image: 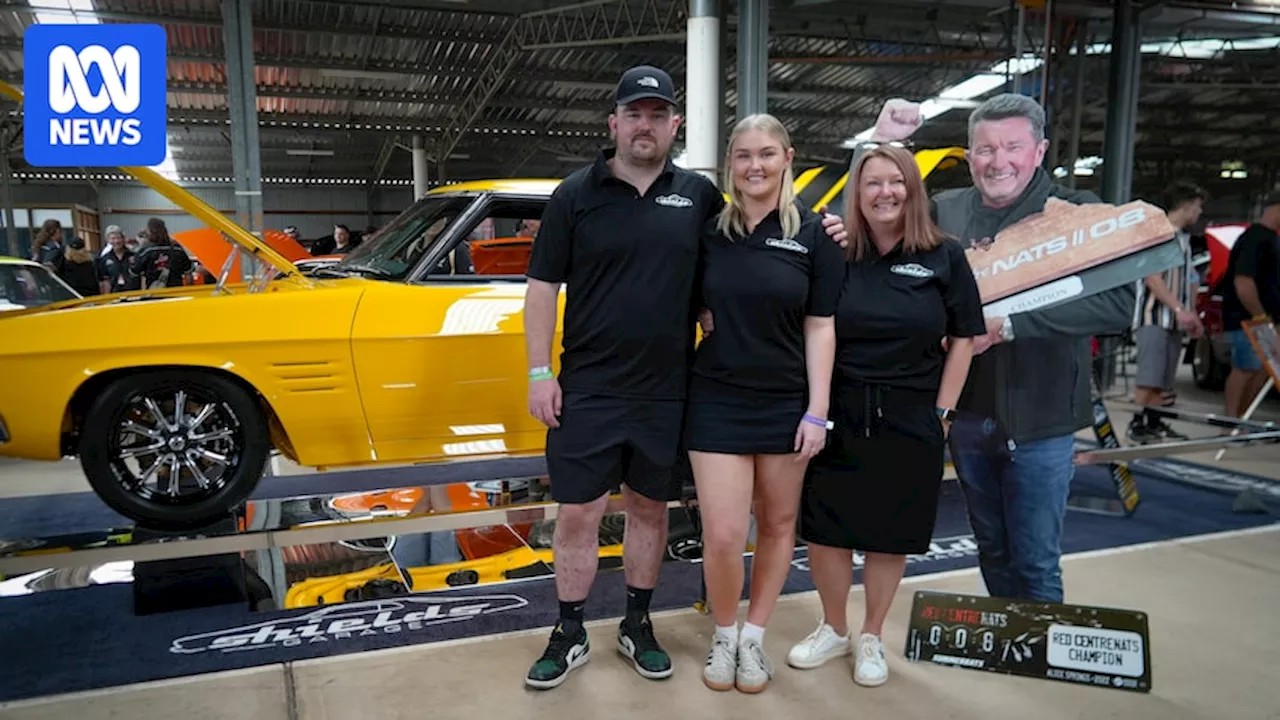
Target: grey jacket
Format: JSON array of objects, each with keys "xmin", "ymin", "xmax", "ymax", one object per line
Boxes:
[{"xmin": 928, "ymin": 168, "xmax": 1136, "ymax": 442}]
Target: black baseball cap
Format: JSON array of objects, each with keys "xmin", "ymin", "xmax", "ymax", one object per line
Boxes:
[{"xmin": 614, "ymin": 65, "xmax": 677, "ymax": 107}]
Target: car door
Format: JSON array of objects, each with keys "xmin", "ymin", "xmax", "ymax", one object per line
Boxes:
[{"xmin": 349, "ymin": 192, "xmax": 557, "ymax": 465}]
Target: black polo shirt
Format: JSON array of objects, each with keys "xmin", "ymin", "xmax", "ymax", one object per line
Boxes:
[
  {"xmin": 1221, "ymin": 222, "xmax": 1280, "ymax": 331},
  {"xmin": 526, "ymin": 148, "xmax": 725, "ymax": 400},
  {"xmin": 691, "ymin": 203, "xmax": 845, "ymax": 399},
  {"xmin": 834, "ymin": 237, "xmax": 986, "ymax": 391},
  {"xmin": 97, "ymin": 249, "xmax": 140, "ymax": 292}
]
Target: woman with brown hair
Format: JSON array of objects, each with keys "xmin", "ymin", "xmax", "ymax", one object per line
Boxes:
[
  {"xmin": 30, "ymin": 219, "xmax": 65, "ymax": 267},
  {"xmin": 785, "ymin": 144, "xmax": 986, "ymax": 687},
  {"xmin": 131, "ymin": 217, "xmax": 192, "ymax": 288}
]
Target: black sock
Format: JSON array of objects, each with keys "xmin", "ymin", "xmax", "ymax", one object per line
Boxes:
[
  {"xmin": 625, "ymin": 586, "xmax": 653, "ymax": 626},
  {"xmin": 559, "ymin": 600, "xmax": 585, "ymax": 634}
]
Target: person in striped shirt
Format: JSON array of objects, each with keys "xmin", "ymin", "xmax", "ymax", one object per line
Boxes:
[{"xmin": 1126, "ymin": 180, "xmax": 1208, "ymax": 444}]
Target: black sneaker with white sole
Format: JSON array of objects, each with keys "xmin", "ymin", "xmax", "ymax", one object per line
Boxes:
[
  {"xmin": 1151, "ymin": 420, "xmax": 1189, "ymax": 441},
  {"xmin": 617, "ymin": 616, "xmax": 673, "ymax": 680},
  {"xmin": 526, "ymin": 622, "xmax": 590, "ymax": 690},
  {"xmin": 1126, "ymin": 420, "xmax": 1164, "ymax": 445}
]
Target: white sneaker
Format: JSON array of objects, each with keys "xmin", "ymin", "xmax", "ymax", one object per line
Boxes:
[
  {"xmin": 736, "ymin": 637, "xmax": 774, "ymax": 693},
  {"xmin": 702, "ymin": 636, "xmax": 737, "ymax": 691},
  {"xmin": 786, "ymin": 621, "xmax": 851, "ymax": 669},
  {"xmin": 854, "ymin": 633, "xmax": 888, "ymax": 687}
]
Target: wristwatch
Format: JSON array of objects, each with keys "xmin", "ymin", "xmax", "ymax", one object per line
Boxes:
[
  {"xmin": 936, "ymin": 407, "xmax": 957, "ymax": 422},
  {"xmin": 999, "ymin": 317, "xmax": 1015, "ymax": 343}
]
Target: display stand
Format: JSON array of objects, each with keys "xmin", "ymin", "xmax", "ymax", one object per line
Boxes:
[
  {"xmin": 131, "ymin": 511, "xmax": 254, "ymax": 616},
  {"xmin": 1215, "ymin": 320, "xmax": 1279, "ymax": 462},
  {"xmin": 1072, "ymin": 346, "xmax": 1140, "ymax": 517}
]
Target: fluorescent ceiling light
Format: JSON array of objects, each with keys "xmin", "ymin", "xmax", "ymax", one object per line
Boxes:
[
  {"xmin": 841, "ymin": 35, "xmax": 1280, "ymax": 148},
  {"xmin": 286, "ymin": 149, "xmax": 335, "ymax": 156},
  {"xmin": 29, "ymin": 0, "xmax": 99, "ymax": 24}
]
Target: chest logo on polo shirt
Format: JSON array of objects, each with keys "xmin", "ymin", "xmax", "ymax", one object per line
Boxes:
[
  {"xmin": 654, "ymin": 193, "xmax": 694, "ymax": 208},
  {"xmin": 889, "ymin": 262, "xmax": 934, "ymax": 278},
  {"xmin": 765, "ymin": 237, "xmax": 808, "ymax": 254}
]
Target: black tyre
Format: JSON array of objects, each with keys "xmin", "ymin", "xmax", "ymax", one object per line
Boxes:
[
  {"xmin": 78, "ymin": 370, "xmax": 270, "ymax": 531},
  {"xmin": 1192, "ymin": 336, "xmax": 1226, "ymax": 390}
]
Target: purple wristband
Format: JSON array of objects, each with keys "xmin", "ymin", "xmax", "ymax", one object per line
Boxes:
[{"xmin": 802, "ymin": 413, "xmax": 830, "ymax": 429}]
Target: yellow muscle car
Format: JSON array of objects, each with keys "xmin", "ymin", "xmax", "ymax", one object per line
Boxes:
[{"xmin": 0, "ymin": 76, "xmax": 965, "ymax": 530}]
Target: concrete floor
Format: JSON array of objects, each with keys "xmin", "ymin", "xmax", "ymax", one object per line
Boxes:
[
  {"xmin": 1, "ymin": 526, "xmax": 1276, "ymax": 720},
  {"xmin": 1, "ymin": 362, "xmax": 1278, "ymax": 719}
]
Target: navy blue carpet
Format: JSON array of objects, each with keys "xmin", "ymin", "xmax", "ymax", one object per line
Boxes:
[{"xmin": 0, "ymin": 457, "xmax": 1275, "ymax": 702}]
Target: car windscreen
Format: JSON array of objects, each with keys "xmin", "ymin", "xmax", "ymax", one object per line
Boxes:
[
  {"xmin": 0, "ymin": 264, "xmax": 79, "ymax": 309},
  {"xmin": 328, "ymin": 195, "xmax": 476, "ymax": 280}
]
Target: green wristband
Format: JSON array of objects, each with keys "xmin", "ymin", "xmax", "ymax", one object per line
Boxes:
[{"xmin": 529, "ymin": 366, "xmax": 554, "ymax": 381}]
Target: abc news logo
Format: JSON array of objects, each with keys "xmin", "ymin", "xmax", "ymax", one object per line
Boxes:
[
  {"xmin": 23, "ymin": 24, "xmax": 166, "ymax": 167},
  {"xmin": 47, "ymin": 44, "xmax": 143, "ymax": 147}
]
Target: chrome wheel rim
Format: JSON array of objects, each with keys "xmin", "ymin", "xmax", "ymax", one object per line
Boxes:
[{"xmin": 107, "ymin": 388, "xmax": 243, "ymax": 505}]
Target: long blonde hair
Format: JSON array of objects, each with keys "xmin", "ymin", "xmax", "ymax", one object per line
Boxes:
[
  {"xmin": 844, "ymin": 144, "xmax": 946, "ymax": 262},
  {"xmin": 717, "ymin": 113, "xmax": 801, "ymax": 240}
]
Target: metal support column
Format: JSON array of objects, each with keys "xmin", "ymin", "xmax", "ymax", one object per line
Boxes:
[
  {"xmin": 686, "ymin": 0, "xmax": 721, "ymax": 185},
  {"xmin": 221, "ymin": 0, "xmax": 263, "ymax": 281},
  {"xmin": 1012, "ymin": 2, "xmax": 1027, "ymax": 94},
  {"xmin": 736, "ymin": 0, "xmax": 767, "ymax": 120},
  {"xmin": 412, "ymin": 135, "xmax": 429, "ymax": 200},
  {"xmin": 1100, "ymin": 0, "xmax": 1141, "ymax": 204},
  {"xmin": 1066, "ymin": 20, "xmax": 1088, "ymax": 189},
  {"xmin": 1039, "ymin": 0, "xmax": 1054, "ymax": 107},
  {"xmin": 0, "ymin": 129, "xmax": 16, "ymax": 258}
]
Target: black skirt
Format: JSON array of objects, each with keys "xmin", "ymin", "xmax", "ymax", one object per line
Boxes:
[
  {"xmin": 684, "ymin": 376, "xmax": 806, "ymax": 455},
  {"xmin": 800, "ymin": 382, "xmax": 945, "ymax": 555}
]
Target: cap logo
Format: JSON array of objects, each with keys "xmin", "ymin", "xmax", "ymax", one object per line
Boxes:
[{"xmin": 637, "ymin": 76, "xmax": 659, "ymax": 88}]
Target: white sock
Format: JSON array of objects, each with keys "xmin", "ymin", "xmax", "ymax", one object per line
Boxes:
[
  {"xmin": 714, "ymin": 624, "xmax": 738, "ymax": 643},
  {"xmin": 740, "ymin": 622, "xmax": 765, "ymax": 644},
  {"xmin": 825, "ymin": 622, "xmax": 849, "ymax": 639}
]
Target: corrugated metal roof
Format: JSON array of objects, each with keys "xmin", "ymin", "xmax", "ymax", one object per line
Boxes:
[{"xmin": 2, "ymin": 0, "xmax": 1278, "ymax": 190}]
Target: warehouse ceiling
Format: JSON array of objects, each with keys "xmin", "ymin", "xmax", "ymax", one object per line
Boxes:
[{"xmin": 1, "ymin": 0, "xmax": 1278, "ymax": 199}]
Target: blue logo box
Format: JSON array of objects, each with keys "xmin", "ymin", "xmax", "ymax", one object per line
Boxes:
[{"xmin": 23, "ymin": 23, "xmax": 167, "ymax": 167}]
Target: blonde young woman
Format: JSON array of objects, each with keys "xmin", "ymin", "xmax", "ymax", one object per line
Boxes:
[
  {"xmin": 786, "ymin": 144, "xmax": 985, "ymax": 687},
  {"xmin": 684, "ymin": 113, "xmax": 844, "ymax": 693}
]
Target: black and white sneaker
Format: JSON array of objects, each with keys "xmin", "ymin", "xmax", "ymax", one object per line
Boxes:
[
  {"xmin": 526, "ymin": 623, "xmax": 590, "ymax": 690},
  {"xmin": 1151, "ymin": 420, "xmax": 1189, "ymax": 441},
  {"xmin": 617, "ymin": 616, "xmax": 673, "ymax": 680}
]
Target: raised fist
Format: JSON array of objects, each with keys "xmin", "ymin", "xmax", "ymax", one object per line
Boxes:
[{"xmin": 870, "ymin": 98, "xmax": 923, "ymax": 142}]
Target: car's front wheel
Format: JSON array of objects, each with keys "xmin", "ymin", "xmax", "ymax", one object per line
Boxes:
[{"xmin": 78, "ymin": 370, "xmax": 270, "ymax": 531}]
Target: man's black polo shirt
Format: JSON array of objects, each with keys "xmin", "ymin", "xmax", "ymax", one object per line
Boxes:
[
  {"xmin": 834, "ymin": 237, "xmax": 986, "ymax": 391},
  {"xmin": 1221, "ymin": 222, "xmax": 1280, "ymax": 331},
  {"xmin": 526, "ymin": 148, "xmax": 725, "ymax": 400},
  {"xmin": 97, "ymin": 249, "xmax": 140, "ymax": 292},
  {"xmin": 691, "ymin": 202, "xmax": 845, "ymax": 399}
]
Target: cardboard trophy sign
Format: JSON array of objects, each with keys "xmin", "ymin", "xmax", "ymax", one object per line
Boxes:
[{"xmin": 968, "ymin": 197, "xmax": 1184, "ymax": 317}]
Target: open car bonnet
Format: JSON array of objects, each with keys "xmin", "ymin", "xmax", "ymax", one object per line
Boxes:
[{"xmin": 0, "ymin": 80, "xmax": 306, "ymax": 283}]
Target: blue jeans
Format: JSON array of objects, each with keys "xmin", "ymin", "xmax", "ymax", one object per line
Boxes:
[
  {"xmin": 948, "ymin": 413, "xmax": 1075, "ymax": 603},
  {"xmin": 1226, "ymin": 329, "xmax": 1263, "ymax": 372}
]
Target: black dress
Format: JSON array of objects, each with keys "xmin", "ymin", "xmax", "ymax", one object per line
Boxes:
[
  {"xmin": 684, "ymin": 204, "xmax": 845, "ymax": 455},
  {"xmin": 800, "ymin": 237, "xmax": 986, "ymax": 554}
]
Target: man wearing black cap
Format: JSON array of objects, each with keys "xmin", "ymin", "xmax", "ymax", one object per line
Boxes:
[
  {"xmin": 522, "ymin": 64, "xmax": 846, "ymax": 689},
  {"xmin": 1220, "ymin": 190, "xmax": 1280, "ymax": 419}
]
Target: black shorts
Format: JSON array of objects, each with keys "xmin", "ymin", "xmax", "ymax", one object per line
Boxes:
[
  {"xmin": 545, "ymin": 392, "xmax": 688, "ymax": 505},
  {"xmin": 684, "ymin": 376, "xmax": 805, "ymax": 455},
  {"xmin": 800, "ymin": 384, "xmax": 945, "ymax": 556}
]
